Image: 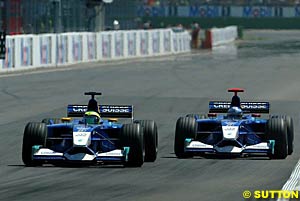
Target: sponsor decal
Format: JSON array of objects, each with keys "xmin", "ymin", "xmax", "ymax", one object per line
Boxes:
[
  {"xmin": 72, "ymin": 35, "xmax": 82, "ymax": 61},
  {"xmin": 210, "ymin": 102, "xmax": 269, "ymax": 110},
  {"xmin": 38, "ymin": 152, "xmax": 63, "ymax": 156},
  {"xmin": 137, "ymin": 6, "xmax": 166, "ymax": 17},
  {"xmin": 40, "ymin": 36, "xmax": 51, "ymax": 64},
  {"xmin": 74, "ymin": 132, "xmax": 88, "ymax": 137},
  {"xmin": 241, "ymin": 103, "xmax": 268, "ymax": 110},
  {"xmin": 128, "ymin": 40, "xmax": 134, "ymax": 55},
  {"xmin": 127, "ymin": 32, "xmax": 136, "ymax": 56},
  {"xmin": 100, "ymin": 105, "xmax": 131, "ymax": 113},
  {"xmin": 223, "ymin": 127, "xmax": 235, "ymax": 132},
  {"xmin": 96, "ymin": 157, "xmax": 122, "ymax": 161},
  {"xmin": 140, "ymin": 32, "xmax": 149, "ymax": 55},
  {"xmin": 211, "ymin": 103, "xmax": 230, "ymax": 109},
  {"xmin": 56, "ymin": 35, "xmax": 67, "ymax": 64},
  {"xmin": 41, "ymin": 45, "xmax": 48, "ymax": 64},
  {"xmin": 72, "ymin": 105, "xmax": 87, "ymax": 112},
  {"xmin": 70, "ymin": 105, "xmax": 132, "ymax": 114},
  {"xmin": 102, "ymin": 34, "xmax": 111, "ymax": 58},
  {"xmin": 101, "ymin": 108, "xmax": 129, "ymax": 113},
  {"xmin": 33, "ymin": 156, "xmax": 63, "ymax": 160},
  {"xmin": 247, "ymin": 145, "xmax": 268, "ymax": 149},
  {"xmin": 74, "ymin": 127, "xmax": 90, "ymax": 132},
  {"xmin": 87, "ymin": 34, "xmax": 96, "ymax": 60},
  {"xmin": 137, "ymin": 5, "xmax": 300, "ymax": 18},
  {"xmin": 100, "ymin": 152, "xmax": 123, "ymax": 156},
  {"xmin": 222, "ymin": 126, "xmax": 239, "ymax": 139},
  {"xmin": 21, "ymin": 38, "xmax": 32, "ymax": 66},
  {"xmin": 152, "ymin": 31, "xmax": 160, "ymax": 54},
  {"xmin": 73, "ymin": 132, "xmax": 91, "ymax": 146},
  {"xmin": 3, "ymin": 38, "xmax": 14, "ymax": 68},
  {"xmin": 115, "ymin": 33, "xmax": 124, "ymax": 57},
  {"xmin": 224, "ymin": 122, "xmax": 235, "ymax": 126},
  {"xmin": 163, "ymin": 31, "xmax": 171, "ymax": 52},
  {"xmin": 101, "ymin": 105, "xmax": 130, "ymax": 109},
  {"xmin": 189, "ymin": 6, "xmax": 220, "ymax": 17},
  {"xmin": 243, "ymin": 6, "xmax": 272, "ymax": 17}
]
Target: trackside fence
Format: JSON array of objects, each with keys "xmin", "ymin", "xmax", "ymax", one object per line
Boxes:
[
  {"xmin": 203, "ymin": 26, "xmax": 238, "ymax": 49},
  {"xmin": 0, "ymin": 29, "xmax": 191, "ymax": 72}
]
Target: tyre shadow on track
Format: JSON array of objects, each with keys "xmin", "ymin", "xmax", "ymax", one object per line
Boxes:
[
  {"xmin": 7, "ymin": 164, "xmax": 128, "ymax": 169},
  {"xmin": 162, "ymin": 153, "xmax": 272, "ymax": 160}
]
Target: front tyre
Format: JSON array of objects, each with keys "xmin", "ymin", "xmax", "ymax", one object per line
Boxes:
[
  {"xmin": 22, "ymin": 122, "xmax": 48, "ymax": 166},
  {"xmin": 135, "ymin": 120, "xmax": 158, "ymax": 162},
  {"xmin": 120, "ymin": 123, "xmax": 144, "ymax": 167},
  {"xmin": 271, "ymin": 115, "xmax": 294, "ymax": 155},
  {"xmin": 285, "ymin": 116, "xmax": 294, "ymax": 155},
  {"xmin": 174, "ymin": 117, "xmax": 197, "ymax": 158},
  {"xmin": 267, "ymin": 117, "xmax": 288, "ymax": 159}
]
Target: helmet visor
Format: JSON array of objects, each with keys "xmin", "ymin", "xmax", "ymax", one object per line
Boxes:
[{"xmin": 84, "ymin": 116, "xmax": 99, "ymax": 124}]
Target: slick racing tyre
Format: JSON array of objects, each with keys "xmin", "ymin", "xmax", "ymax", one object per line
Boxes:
[
  {"xmin": 22, "ymin": 122, "xmax": 48, "ymax": 166},
  {"xmin": 174, "ymin": 117, "xmax": 197, "ymax": 158},
  {"xmin": 135, "ymin": 120, "xmax": 158, "ymax": 162},
  {"xmin": 42, "ymin": 118, "xmax": 62, "ymax": 125},
  {"xmin": 271, "ymin": 115, "xmax": 294, "ymax": 155},
  {"xmin": 285, "ymin": 116, "xmax": 294, "ymax": 155},
  {"xmin": 267, "ymin": 117, "xmax": 288, "ymax": 159},
  {"xmin": 121, "ymin": 123, "xmax": 144, "ymax": 167}
]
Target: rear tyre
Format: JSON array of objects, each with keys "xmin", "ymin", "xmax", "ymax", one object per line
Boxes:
[
  {"xmin": 135, "ymin": 120, "xmax": 158, "ymax": 162},
  {"xmin": 42, "ymin": 118, "xmax": 62, "ymax": 125},
  {"xmin": 174, "ymin": 117, "xmax": 197, "ymax": 158},
  {"xmin": 22, "ymin": 122, "xmax": 48, "ymax": 166},
  {"xmin": 267, "ymin": 117, "xmax": 288, "ymax": 159},
  {"xmin": 120, "ymin": 123, "xmax": 144, "ymax": 167}
]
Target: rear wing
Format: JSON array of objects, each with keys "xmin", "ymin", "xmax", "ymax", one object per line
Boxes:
[
  {"xmin": 209, "ymin": 101, "xmax": 270, "ymax": 113},
  {"xmin": 67, "ymin": 105, "xmax": 134, "ymax": 119}
]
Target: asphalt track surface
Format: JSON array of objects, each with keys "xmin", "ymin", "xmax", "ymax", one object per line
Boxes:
[{"xmin": 0, "ymin": 30, "xmax": 300, "ymax": 201}]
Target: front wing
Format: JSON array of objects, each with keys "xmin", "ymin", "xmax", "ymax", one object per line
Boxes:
[
  {"xmin": 31, "ymin": 146, "xmax": 130, "ymax": 164},
  {"xmin": 184, "ymin": 139, "xmax": 275, "ymax": 155}
]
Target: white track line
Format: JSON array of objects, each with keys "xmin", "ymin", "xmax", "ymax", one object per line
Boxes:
[
  {"xmin": 277, "ymin": 159, "xmax": 300, "ymax": 201},
  {"xmin": 281, "ymin": 159, "xmax": 300, "ymax": 191}
]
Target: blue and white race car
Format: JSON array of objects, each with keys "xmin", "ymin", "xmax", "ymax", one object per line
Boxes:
[
  {"xmin": 174, "ymin": 88, "xmax": 293, "ymax": 159},
  {"xmin": 22, "ymin": 92, "xmax": 158, "ymax": 167}
]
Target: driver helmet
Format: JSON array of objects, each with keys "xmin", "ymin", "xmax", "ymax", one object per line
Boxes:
[
  {"xmin": 83, "ymin": 111, "xmax": 101, "ymax": 124},
  {"xmin": 227, "ymin": 106, "xmax": 243, "ymax": 119}
]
